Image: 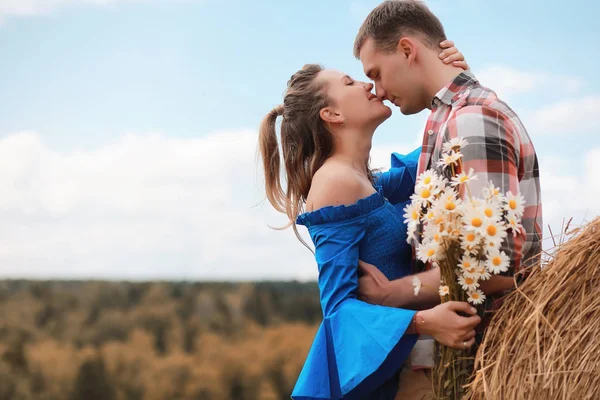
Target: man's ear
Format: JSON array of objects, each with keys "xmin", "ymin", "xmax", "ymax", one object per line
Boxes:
[{"xmin": 397, "ymin": 37, "xmax": 417, "ymax": 65}]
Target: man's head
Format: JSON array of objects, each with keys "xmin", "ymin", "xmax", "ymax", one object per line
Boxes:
[{"xmin": 354, "ymin": 0, "xmax": 447, "ymax": 115}]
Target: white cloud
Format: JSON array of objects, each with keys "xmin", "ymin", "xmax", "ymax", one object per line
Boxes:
[
  {"xmin": 477, "ymin": 65, "xmax": 584, "ymax": 100},
  {"xmin": 0, "ymin": 130, "xmax": 595, "ymax": 280},
  {"xmin": 539, "ymin": 148, "xmax": 600, "ymax": 246},
  {"xmin": 0, "ymin": 130, "xmax": 318, "ymax": 280},
  {"xmin": 526, "ymin": 96, "xmax": 600, "ymax": 136}
]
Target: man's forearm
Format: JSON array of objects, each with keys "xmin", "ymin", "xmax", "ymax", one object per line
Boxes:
[
  {"xmin": 381, "ymin": 268, "xmax": 442, "ymax": 310},
  {"xmin": 381, "ymin": 269, "xmax": 516, "ymax": 310},
  {"xmin": 479, "ymin": 274, "xmax": 515, "ymax": 294}
]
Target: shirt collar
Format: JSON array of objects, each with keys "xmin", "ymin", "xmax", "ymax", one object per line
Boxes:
[{"xmin": 432, "ymin": 70, "xmax": 479, "ymax": 108}]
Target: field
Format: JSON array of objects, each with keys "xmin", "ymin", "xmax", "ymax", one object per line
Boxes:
[{"xmin": 0, "ymin": 280, "xmax": 322, "ymax": 400}]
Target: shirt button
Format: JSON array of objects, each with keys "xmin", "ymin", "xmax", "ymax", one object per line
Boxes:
[{"xmin": 427, "ymin": 129, "xmax": 434, "ymax": 136}]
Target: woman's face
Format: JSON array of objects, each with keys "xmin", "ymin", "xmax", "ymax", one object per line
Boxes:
[{"xmin": 317, "ymin": 69, "xmax": 392, "ymax": 130}]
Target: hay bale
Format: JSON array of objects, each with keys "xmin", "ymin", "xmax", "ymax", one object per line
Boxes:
[{"xmin": 466, "ymin": 217, "xmax": 600, "ymax": 400}]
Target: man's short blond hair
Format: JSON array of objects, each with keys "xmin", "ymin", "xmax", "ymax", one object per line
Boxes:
[{"xmin": 354, "ymin": 0, "xmax": 447, "ymax": 58}]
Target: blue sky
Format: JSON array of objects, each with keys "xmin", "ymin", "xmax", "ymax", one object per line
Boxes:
[{"xmin": 0, "ymin": 0, "xmax": 598, "ymax": 279}]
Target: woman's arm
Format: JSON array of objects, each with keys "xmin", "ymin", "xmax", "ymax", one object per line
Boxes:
[
  {"xmin": 439, "ymin": 40, "xmax": 469, "ymax": 70},
  {"xmin": 312, "ymin": 219, "xmax": 479, "ymax": 349}
]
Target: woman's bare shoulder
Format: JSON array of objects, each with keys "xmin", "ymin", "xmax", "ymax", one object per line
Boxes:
[{"xmin": 306, "ymin": 161, "xmax": 374, "ymax": 212}]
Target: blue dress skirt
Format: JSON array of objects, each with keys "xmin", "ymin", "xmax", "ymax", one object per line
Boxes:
[{"xmin": 292, "ymin": 149, "xmax": 421, "ymax": 400}]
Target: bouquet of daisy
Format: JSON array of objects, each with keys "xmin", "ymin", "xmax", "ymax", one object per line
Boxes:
[{"xmin": 403, "ymin": 138, "xmax": 525, "ymax": 400}]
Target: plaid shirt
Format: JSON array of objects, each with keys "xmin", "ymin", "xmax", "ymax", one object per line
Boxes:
[{"xmin": 416, "ymin": 71, "xmax": 543, "ymax": 315}]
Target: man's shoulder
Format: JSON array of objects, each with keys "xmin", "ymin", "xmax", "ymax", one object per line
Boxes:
[
  {"xmin": 448, "ymin": 84, "xmax": 528, "ymax": 136},
  {"xmin": 460, "ymin": 84, "xmax": 522, "ymax": 122}
]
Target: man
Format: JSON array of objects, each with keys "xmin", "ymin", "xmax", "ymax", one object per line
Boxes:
[{"xmin": 353, "ymin": 0, "xmax": 543, "ymax": 396}]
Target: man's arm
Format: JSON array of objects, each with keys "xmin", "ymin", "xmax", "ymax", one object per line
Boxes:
[{"xmin": 358, "ymin": 261, "xmax": 514, "ymax": 309}]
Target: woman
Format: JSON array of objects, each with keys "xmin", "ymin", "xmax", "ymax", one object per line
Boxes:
[{"xmin": 258, "ymin": 46, "xmax": 479, "ymax": 399}]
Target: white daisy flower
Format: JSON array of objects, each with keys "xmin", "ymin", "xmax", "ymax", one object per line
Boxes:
[
  {"xmin": 459, "ymin": 256, "xmax": 481, "ymax": 279},
  {"xmin": 411, "ymin": 186, "xmax": 434, "ymax": 206},
  {"xmin": 462, "ymin": 205, "xmax": 486, "ymax": 233},
  {"xmin": 422, "ymin": 209, "xmax": 436, "ymax": 223},
  {"xmin": 460, "ymin": 229, "xmax": 482, "ymax": 255},
  {"xmin": 436, "ymin": 193, "xmax": 462, "ymax": 213},
  {"xmin": 458, "ymin": 255, "xmax": 477, "ymax": 271},
  {"xmin": 423, "ymin": 222, "xmax": 443, "ymax": 244},
  {"xmin": 412, "ymin": 276, "xmax": 422, "ymax": 296},
  {"xmin": 477, "ymin": 264, "xmax": 492, "ymax": 281},
  {"xmin": 504, "ymin": 191, "xmax": 526, "ymax": 217},
  {"xmin": 468, "ymin": 289, "xmax": 486, "ymax": 305},
  {"xmin": 458, "ymin": 275, "xmax": 479, "ymax": 291},
  {"xmin": 482, "ymin": 182, "xmax": 501, "ymax": 201},
  {"xmin": 506, "ymin": 214, "xmax": 525, "ymax": 237},
  {"xmin": 417, "ymin": 241, "xmax": 440, "ymax": 263},
  {"xmin": 481, "ymin": 219, "xmax": 508, "ymax": 247},
  {"xmin": 436, "ymin": 150, "xmax": 463, "ymax": 170},
  {"xmin": 485, "ymin": 249, "xmax": 510, "ymax": 274},
  {"xmin": 416, "ymin": 170, "xmax": 441, "ymax": 190},
  {"xmin": 406, "ymin": 221, "xmax": 418, "ymax": 244},
  {"xmin": 481, "ymin": 201, "xmax": 501, "ymax": 222},
  {"xmin": 403, "ymin": 202, "xmax": 422, "ymax": 225},
  {"xmin": 451, "ymin": 168, "xmax": 478, "ymax": 187},
  {"xmin": 442, "ymin": 137, "xmax": 468, "ymax": 153},
  {"xmin": 438, "ymin": 285, "xmax": 450, "ymax": 297}
]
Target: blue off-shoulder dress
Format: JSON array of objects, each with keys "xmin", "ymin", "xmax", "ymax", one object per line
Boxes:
[{"xmin": 292, "ymin": 148, "xmax": 421, "ymax": 400}]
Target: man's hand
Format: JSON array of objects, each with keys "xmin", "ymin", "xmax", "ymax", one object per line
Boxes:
[{"xmin": 357, "ymin": 260, "xmax": 391, "ymax": 306}]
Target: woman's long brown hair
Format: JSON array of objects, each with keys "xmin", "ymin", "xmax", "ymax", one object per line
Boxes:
[{"xmin": 258, "ymin": 64, "xmax": 333, "ymax": 247}]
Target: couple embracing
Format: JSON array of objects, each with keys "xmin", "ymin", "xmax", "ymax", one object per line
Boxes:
[{"xmin": 258, "ymin": 1, "xmax": 542, "ymax": 399}]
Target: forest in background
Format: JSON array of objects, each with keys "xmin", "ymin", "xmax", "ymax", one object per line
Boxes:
[{"xmin": 0, "ymin": 280, "xmax": 322, "ymax": 400}]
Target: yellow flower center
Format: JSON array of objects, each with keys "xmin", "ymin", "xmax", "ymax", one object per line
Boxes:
[
  {"xmin": 445, "ymin": 202, "xmax": 456, "ymax": 211},
  {"xmin": 460, "ymin": 175, "xmax": 469, "ymax": 183},
  {"xmin": 427, "ymin": 249, "xmax": 435, "ymax": 257},
  {"xmin": 421, "ymin": 189, "xmax": 431, "ymax": 199},
  {"xmin": 468, "ymin": 267, "xmax": 477, "ymax": 274},
  {"xmin": 465, "ymin": 277, "xmax": 474, "ymax": 285},
  {"xmin": 424, "ymin": 177, "xmax": 431, "ymax": 184},
  {"xmin": 487, "ymin": 225, "xmax": 497, "ymax": 236},
  {"xmin": 471, "ymin": 218, "xmax": 482, "ymax": 228},
  {"xmin": 463, "ymin": 261, "xmax": 471, "ymax": 268},
  {"xmin": 509, "ymin": 199, "xmax": 517, "ymax": 210},
  {"xmin": 433, "ymin": 234, "xmax": 440, "ymax": 242},
  {"xmin": 493, "ymin": 257, "xmax": 502, "ymax": 266},
  {"xmin": 466, "ymin": 233, "xmax": 476, "ymax": 242},
  {"xmin": 412, "ymin": 211, "xmax": 419, "ymax": 220},
  {"xmin": 472, "ymin": 292, "xmax": 480, "ymax": 299},
  {"xmin": 484, "ymin": 208, "xmax": 493, "ymax": 218}
]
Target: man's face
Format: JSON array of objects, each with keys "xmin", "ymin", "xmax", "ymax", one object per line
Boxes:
[{"xmin": 359, "ymin": 37, "xmax": 426, "ymax": 115}]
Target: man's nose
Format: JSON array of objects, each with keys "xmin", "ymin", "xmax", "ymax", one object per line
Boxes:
[{"xmin": 375, "ymin": 82, "xmax": 387, "ymax": 101}]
